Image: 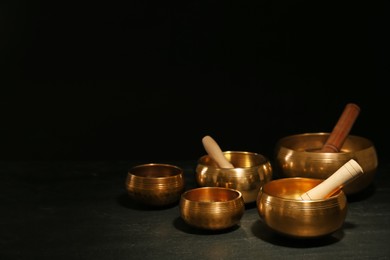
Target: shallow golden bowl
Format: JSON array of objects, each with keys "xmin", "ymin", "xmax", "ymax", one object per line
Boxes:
[
  {"xmin": 256, "ymin": 177, "xmax": 348, "ymax": 238},
  {"xmin": 195, "ymin": 151, "xmax": 273, "ymax": 203},
  {"xmin": 274, "ymin": 133, "xmax": 378, "ymax": 195},
  {"xmin": 125, "ymin": 163, "xmax": 185, "ymax": 207},
  {"xmin": 180, "ymin": 187, "xmax": 245, "ymax": 230}
]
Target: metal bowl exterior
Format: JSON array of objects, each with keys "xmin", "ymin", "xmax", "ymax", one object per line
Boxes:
[
  {"xmin": 180, "ymin": 187, "xmax": 245, "ymax": 230},
  {"xmin": 196, "ymin": 151, "xmax": 273, "ymax": 203},
  {"xmin": 125, "ymin": 163, "xmax": 185, "ymax": 206},
  {"xmin": 256, "ymin": 178, "xmax": 348, "ymax": 238},
  {"xmin": 274, "ymin": 133, "xmax": 378, "ymax": 195}
]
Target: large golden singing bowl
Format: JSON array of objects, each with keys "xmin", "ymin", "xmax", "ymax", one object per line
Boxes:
[
  {"xmin": 180, "ymin": 187, "xmax": 245, "ymax": 230},
  {"xmin": 257, "ymin": 178, "xmax": 348, "ymax": 238},
  {"xmin": 196, "ymin": 151, "xmax": 273, "ymax": 203},
  {"xmin": 125, "ymin": 163, "xmax": 185, "ymax": 207},
  {"xmin": 274, "ymin": 133, "xmax": 378, "ymax": 195}
]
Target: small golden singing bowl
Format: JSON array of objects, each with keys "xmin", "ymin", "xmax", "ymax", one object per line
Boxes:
[
  {"xmin": 180, "ymin": 187, "xmax": 245, "ymax": 230},
  {"xmin": 195, "ymin": 151, "xmax": 273, "ymax": 203},
  {"xmin": 274, "ymin": 133, "xmax": 378, "ymax": 195},
  {"xmin": 125, "ymin": 163, "xmax": 185, "ymax": 207},
  {"xmin": 256, "ymin": 177, "xmax": 348, "ymax": 238}
]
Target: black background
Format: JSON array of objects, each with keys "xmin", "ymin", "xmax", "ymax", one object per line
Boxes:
[{"xmin": 1, "ymin": 1, "xmax": 389, "ymax": 162}]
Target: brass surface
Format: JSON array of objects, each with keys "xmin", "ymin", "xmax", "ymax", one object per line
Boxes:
[
  {"xmin": 196, "ymin": 151, "xmax": 273, "ymax": 203},
  {"xmin": 274, "ymin": 133, "xmax": 378, "ymax": 195},
  {"xmin": 256, "ymin": 178, "xmax": 348, "ymax": 238},
  {"xmin": 180, "ymin": 187, "xmax": 245, "ymax": 230},
  {"xmin": 125, "ymin": 163, "xmax": 185, "ymax": 207}
]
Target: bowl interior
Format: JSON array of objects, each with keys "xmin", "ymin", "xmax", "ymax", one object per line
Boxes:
[
  {"xmin": 130, "ymin": 163, "xmax": 183, "ymax": 178},
  {"xmin": 262, "ymin": 177, "xmax": 342, "ymax": 200},
  {"xmin": 277, "ymin": 133, "xmax": 374, "ymax": 153},
  {"xmin": 199, "ymin": 151, "xmax": 269, "ymax": 168},
  {"xmin": 182, "ymin": 187, "xmax": 241, "ymax": 203}
]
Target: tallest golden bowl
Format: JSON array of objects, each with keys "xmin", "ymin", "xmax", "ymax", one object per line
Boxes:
[{"xmin": 274, "ymin": 133, "xmax": 378, "ymax": 195}]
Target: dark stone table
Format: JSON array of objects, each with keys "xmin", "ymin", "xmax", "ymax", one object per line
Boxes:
[{"xmin": 1, "ymin": 160, "xmax": 389, "ymax": 259}]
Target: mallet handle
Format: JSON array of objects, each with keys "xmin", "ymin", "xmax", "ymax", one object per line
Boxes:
[
  {"xmin": 300, "ymin": 159, "xmax": 364, "ymax": 200},
  {"xmin": 320, "ymin": 103, "xmax": 360, "ymax": 152},
  {"xmin": 202, "ymin": 135, "xmax": 234, "ymax": 168}
]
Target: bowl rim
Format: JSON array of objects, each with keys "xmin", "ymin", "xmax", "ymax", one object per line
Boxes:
[
  {"xmin": 127, "ymin": 163, "xmax": 183, "ymax": 179},
  {"xmin": 276, "ymin": 132, "xmax": 374, "ymax": 145},
  {"xmin": 275, "ymin": 132, "xmax": 375, "ymax": 154},
  {"xmin": 181, "ymin": 186, "xmax": 243, "ymax": 203},
  {"xmin": 260, "ymin": 177, "xmax": 345, "ymax": 202},
  {"xmin": 197, "ymin": 151, "xmax": 270, "ymax": 168}
]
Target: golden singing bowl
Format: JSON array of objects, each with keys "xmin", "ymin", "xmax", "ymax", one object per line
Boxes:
[
  {"xmin": 180, "ymin": 187, "xmax": 245, "ymax": 230},
  {"xmin": 196, "ymin": 151, "xmax": 273, "ymax": 203},
  {"xmin": 257, "ymin": 177, "xmax": 348, "ymax": 238},
  {"xmin": 125, "ymin": 163, "xmax": 185, "ymax": 207},
  {"xmin": 274, "ymin": 133, "xmax": 378, "ymax": 195}
]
